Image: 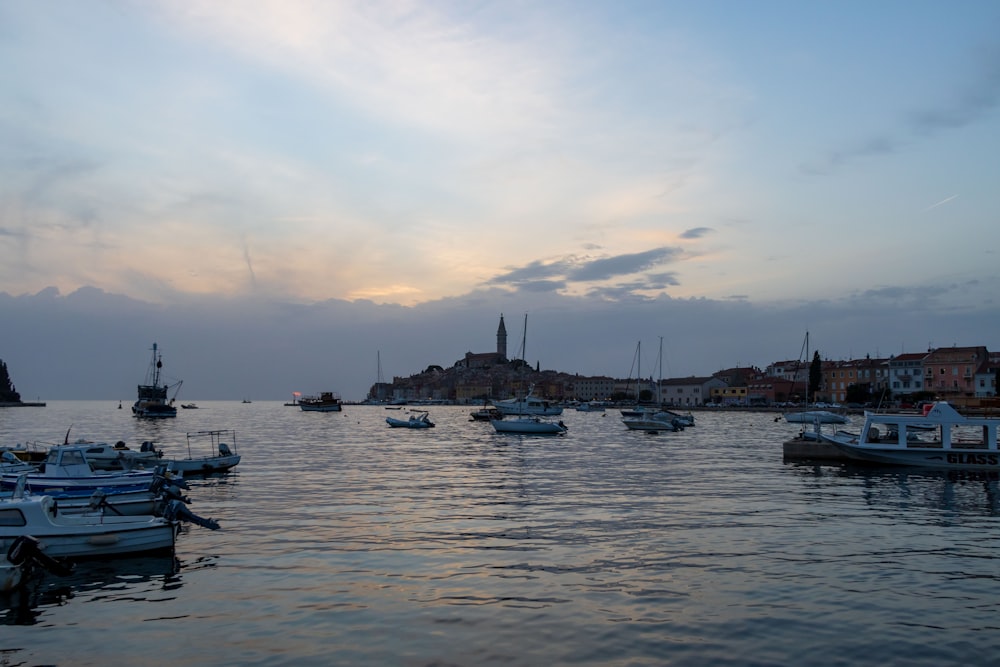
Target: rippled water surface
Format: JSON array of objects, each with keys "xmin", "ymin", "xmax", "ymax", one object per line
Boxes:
[{"xmin": 3, "ymin": 402, "xmax": 1000, "ymax": 666}]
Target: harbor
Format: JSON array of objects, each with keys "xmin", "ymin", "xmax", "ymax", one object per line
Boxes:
[{"xmin": 4, "ymin": 401, "xmax": 1000, "ymax": 665}]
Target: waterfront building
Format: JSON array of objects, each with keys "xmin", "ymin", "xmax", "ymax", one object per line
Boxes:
[
  {"xmin": 888, "ymin": 352, "xmax": 928, "ymax": 398},
  {"xmin": 659, "ymin": 376, "xmax": 727, "ymax": 406},
  {"xmin": 923, "ymin": 346, "xmax": 989, "ymax": 400}
]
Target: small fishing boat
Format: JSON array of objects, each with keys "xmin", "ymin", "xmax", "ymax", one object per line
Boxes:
[
  {"xmin": 63, "ymin": 439, "xmax": 163, "ymax": 471},
  {"xmin": 386, "ymin": 412, "xmax": 435, "ymax": 428},
  {"xmin": 0, "ymin": 494, "xmax": 178, "ymax": 558},
  {"xmin": 491, "ymin": 416, "xmax": 568, "ymax": 435},
  {"xmin": 166, "ymin": 430, "xmax": 241, "ymax": 475},
  {"xmin": 0, "ymin": 445, "xmax": 155, "ymax": 494}
]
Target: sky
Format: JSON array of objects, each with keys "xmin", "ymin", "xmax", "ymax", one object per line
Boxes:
[{"xmin": 1, "ymin": 1, "xmax": 998, "ymax": 401}]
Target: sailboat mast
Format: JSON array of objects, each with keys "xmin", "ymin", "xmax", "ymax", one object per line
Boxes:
[
  {"xmin": 522, "ymin": 313, "xmax": 528, "ymax": 364},
  {"xmin": 657, "ymin": 336, "xmax": 663, "ymax": 405}
]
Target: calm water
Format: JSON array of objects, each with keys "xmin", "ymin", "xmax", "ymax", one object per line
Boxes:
[{"xmin": 2, "ymin": 402, "xmax": 1000, "ymax": 666}]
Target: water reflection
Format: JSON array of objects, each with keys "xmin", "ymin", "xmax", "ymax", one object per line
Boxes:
[
  {"xmin": 788, "ymin": 461, "xmax": 1000, "ymax": 516},
  {"xmin": 1, "ymin": 553, "xmax": 182, "ymax": 626}
]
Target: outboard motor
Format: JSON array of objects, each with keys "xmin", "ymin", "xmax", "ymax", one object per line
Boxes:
[
  {"xmin": 163, "ymin": 500, "xmax": 221, "ymax": 531},
  {"xmin": 7, "ymin": 535, "xmax": 74, "ymax": 577}
]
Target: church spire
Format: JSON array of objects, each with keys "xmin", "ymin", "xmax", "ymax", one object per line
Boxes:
[{"xmin": 497, "ymin": 314, "xmax": 507, "ymax": 360}]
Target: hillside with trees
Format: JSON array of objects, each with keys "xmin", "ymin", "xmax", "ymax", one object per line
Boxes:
[{"xmin": 0, "ymin": 359, "xmax": 22, "ymax": 403}]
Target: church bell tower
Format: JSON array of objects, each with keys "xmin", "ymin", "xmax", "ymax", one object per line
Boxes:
[{"xmin": 497, "ymin": 314, "xmax": 507, "ymax": 361}]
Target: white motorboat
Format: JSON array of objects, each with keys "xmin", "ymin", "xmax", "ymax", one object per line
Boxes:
[
  {"xmin": 491, "ymin": 416, "xmax": 568, "ymax": 435},
  {"xmin": 386, "ymin": 412, "xmax": 435, "ymax": 428},
  {"xmin": 823, "ymin": 402, "xmax": 1000, "ymax": 469},
  {"xmin": 660, "ymin": 408, "xmax": 695, "ymax": 427},
  {"xmin": 493, "ymin": 385, "xmax": 563, "ymax": 417},
  {"xmin": 784, "ymin": 410, "xmax": 849, "ymax": 425},
  {"xmin": 622, "ymin": 411, "xmax": 687, "ymax": 433},
  {"xmin": 132, "ymin": 342, "xmax": 182, "ymax": 418},
  {"xmin": 63, "ymin": 439, "xmax": 163, "ymax": 471},
  {"xmin": 166, "ymin": 430, "xmax": 241, "ymax": 475},
  {"xmin": 0, "ymin": 445, "xmax": 155, "ymax": 494},
  {"xmin": 0, "ymin": 494, "xmax": 178, "ymax": 558}
]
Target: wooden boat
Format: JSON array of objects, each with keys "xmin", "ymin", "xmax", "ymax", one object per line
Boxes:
[
  {"xmin": 132, "ymin": 343, "xmax": 182, "ymax": 418},
  {"xmin": 386, "ymin": 412, "xmax": 435, "ymax": 428},
  {"xmin": 166, "ymin": 430, "xmax": 241, "ymax": 475},
  {"xmin": 823, "ymin": 402, "xmax": 1000, "ymax": 469},
  {"xmin": 299, "ymin": 392, "xmax": 343, "ymax": 412},
  {"xmin": 491, "ymin": 416, "xmax": 568, "ymax": 435},
  {"xmin": 0, "ymin": 494, "xmax": 178, "ymax": 558}
]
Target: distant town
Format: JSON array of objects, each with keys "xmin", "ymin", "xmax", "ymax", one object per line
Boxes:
[{"xmin": 367, "ymin": 316, "xmax": 1000, "ymax": 409}]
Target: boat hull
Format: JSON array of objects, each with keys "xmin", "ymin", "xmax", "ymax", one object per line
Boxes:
[
  {"xmin": 0, "ymin": 496, "xmax": 177, "ymax": 558},
  {"xmin": 622, "ymin": 419, "xmax": 683, "ymax": 433},
  {"xmin": 167, "ymin": 454, "xmax": 241, "ymax": 475},
  {"xmin": 299, "ymin": 404, "xmax": 343, "ymax": 412},
  {"xmin": 784, "ymin": 411, "xmax": 849, "ymax": 424},
  {"xmin": 830, "ymin": 442, "xmax": 1000, "ymax": 469},
  {"xmin": 491, "ymin": 418, "xmax": 567, "ymax": 435},
  {"xmin": 386, "ymin": 417, "xmax": 435, "ymax": 428},
  {"xmin": 824, "ymin": 402, "xmax": 1000, "ymax": 470}
]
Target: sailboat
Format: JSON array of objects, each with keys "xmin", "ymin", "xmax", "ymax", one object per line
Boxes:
[
  {"xmin": 491, "ymin": 315, "xmax": 566, "ymax": 435},
  {"xmin": 132, "ymin": 343, "xmax": 182, "ymax": 418},
  {"xmin": 621, "ymin": 337, "xmax": 687, "ymax": 433},
  {"xmin": 491, "ymin": 314, "xmax": 563, "ymax": 417}
]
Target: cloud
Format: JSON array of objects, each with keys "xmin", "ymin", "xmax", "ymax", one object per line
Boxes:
[
  {"xmin": 486, "ymin": 248, "xmax": 685, "ymax": 298},
  {"xmin": 801, "ymin": 44, "xmax": 1000, "ymax": 175},
  {"xmin": 680, "ymin": 227, "xmax": 713, "ymax": 240},
  {"xmin": 3, "ymin": 283, "xmax": 996, "ymax": 402}
]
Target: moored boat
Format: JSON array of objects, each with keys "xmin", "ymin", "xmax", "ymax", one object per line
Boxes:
[
  {"xmin": 166, "ymin": 430, "xmax": 241, "ymax": 475},
  {"xmin": 386, "ymin": 411, "xmax": 435, "ymax": 428},
  {"xmin": 0, "ymin": 494, "xmax": 178, "ymax": 558},
  {"xmin": 470, "ymin": 407, "xmax": 502, "ymax": 421},
  {"xmin": 784, "ymin": 410, "xmax": 849, "ymax": 425},
  {"xmin": 823, "ymin": 402, "xmax": 1000, "ymax": 469},
  {"xmin": 132, "ymin": 343, "xmax": 182, "ymax": 418},
  {"xmin": 299, "ymin": 392, "xmax": 343, "ymax": 412},
  {"xmin": 621, "ymin": 411, "xmax": 687, "ymax": 433},
  {"xmin": 0, "ymin": 445, "xmax": 156, "ymax": 494},
  {"xmin": 491, "ymin": 416, "xmax": 568, "ymax": 435},
  {"xmin": 493, "ymin": 385, "xmax": 563, "ymax": 417},
  {"xmin": 63, "ymin": 439, "xmax": 163, "ymax": 471}
]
